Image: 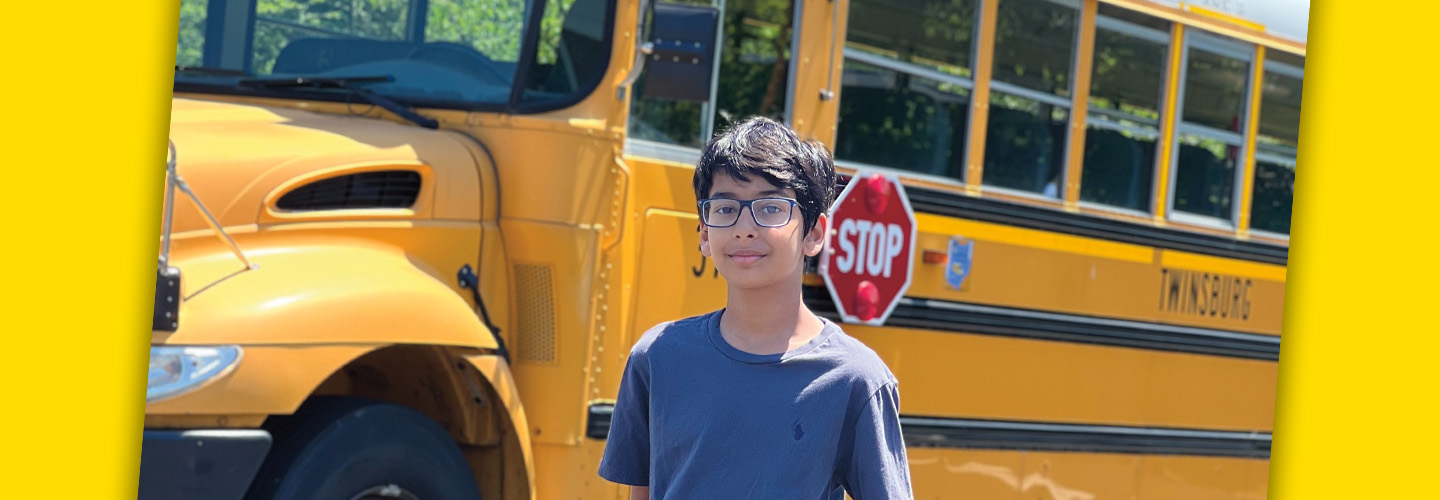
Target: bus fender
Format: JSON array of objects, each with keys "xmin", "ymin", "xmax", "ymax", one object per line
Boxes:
[
  {"xmin": 462, "ymin": 354, "xmax": 537, "ymax": 500},
  {"xmin": 162, "ymin": 243, "xmax": 499, "ymax": 350}
]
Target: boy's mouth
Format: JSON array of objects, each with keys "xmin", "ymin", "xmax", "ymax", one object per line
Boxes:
[{"xmin": 728, "ymin": 250, "xmax": 767, "ymax": 265}]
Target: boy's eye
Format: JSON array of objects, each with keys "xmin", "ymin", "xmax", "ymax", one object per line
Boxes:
[
  {"xmin": 714, "ymin": 206, "xmax": 737, "ymax": 214},
  {"xmin": 760, "ymin": 204, "xmax": 783, "ymax": 214}
]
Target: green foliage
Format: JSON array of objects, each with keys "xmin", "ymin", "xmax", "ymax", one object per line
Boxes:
[
  {"xmin": 425, "ymin": 0, "xmax": 527, "ymax": 62},
  {"xmin": 176, "ymin": 0, "xmax": 208, "ymax": 67},
  {"xmin": 992, "ymin": 0, "xmax": 1075, "ymax": 96},
  {"xmin": 1089, "ymin": 28, "xmax": 1165, "ymax": 121},
  {"xmin": 252, "ymin": 0, "xmax": 410, "ymax": 73},
  {"xmin": 537, "ymin": 0, "xmax": 579, "ymax": 64},
  {"xmin": 174, "ymin": 0, "xmax": 535, "ymax": 74},
  {"xmin": 835, "ymin": 70, "xmax": 968, "ymax": 177},
  {"xmin": 629, "ymin": 0, "xmax": 797, "ymax": 145},
  {"xmin": 710, "ymin": 0, "xmax": 793, "ymax": 132}
]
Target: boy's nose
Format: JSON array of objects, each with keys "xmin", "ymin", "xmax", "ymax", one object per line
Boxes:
[{"xmin": 732, "ymin": 207, "xmax": 759, "ymax": 238}]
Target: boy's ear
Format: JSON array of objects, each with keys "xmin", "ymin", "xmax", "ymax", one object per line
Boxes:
[
  {"xmin": 699, "ymin": 223, "xmax": 713, "ymax": 258},
  {"xmin": 802, "ymin": 213, "xmax": 828, "ymax": 257}
]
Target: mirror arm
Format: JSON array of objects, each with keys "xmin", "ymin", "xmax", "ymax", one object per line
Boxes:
[{"xmin": 617, "ymin": 0, "xmax": 654, "ymax": 101}]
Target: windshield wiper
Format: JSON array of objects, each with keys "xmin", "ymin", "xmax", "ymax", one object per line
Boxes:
[
  {"xmin": 176, "ymin": 65, "xmax": 250, "ymax": 77},
  {"xmin": 238, "ymin": 75, "xmax": 439, "ymax": 129}
]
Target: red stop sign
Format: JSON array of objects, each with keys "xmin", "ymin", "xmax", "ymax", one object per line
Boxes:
[{"xmin": 820, "ymin": 172, "xmax": 917, "ymax": 326}]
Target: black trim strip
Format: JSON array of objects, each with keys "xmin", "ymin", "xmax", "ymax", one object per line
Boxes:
[
  {"xmin": 584, "ymin": 404, "xmax": 1270, "ymax": 459},
  {"xmin": 803, "ymin": 286, "xmax": 1280, "ymax": 361},
  {"xmin": 173, "ymin": 84, "xmax": 511, "ymax": 114},
  {"xmin": 507, "ymin": 0, "xmax": 548, "ymax": 108},
  {"xmin": 902, "ymin": 184, "xmax": 1289, "ymax": 265},
  {"xmin": 899, "ymin": 416, "xmax": 1270, "ymax": 458}
]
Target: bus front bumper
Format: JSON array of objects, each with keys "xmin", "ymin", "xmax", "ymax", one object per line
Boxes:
[{"xmin": 139, "ymin": 429, "xmax": 271, "ymax": 500}]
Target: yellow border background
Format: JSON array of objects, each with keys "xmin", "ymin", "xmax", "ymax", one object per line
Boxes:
[
  {"xmin": 1, "ymin": 0, "xmax": 173, "ymax": 497},
  {"xmin": 0, "ymin": 0, "xmax": 1429, "ymax": 498},
  {"xmin": 1266, "ymin": 0, "xmax": 1440, "ymax": 497}
]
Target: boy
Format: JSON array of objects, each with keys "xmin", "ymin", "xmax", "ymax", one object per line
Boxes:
[{"xmin": 598, "ymin": 117, "xmax": 913, "ymax": 499}]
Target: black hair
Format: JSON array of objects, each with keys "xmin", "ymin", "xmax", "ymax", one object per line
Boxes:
[{"xmin": 693, "ymin": 116, "xmax": 836, "ymax": 234}]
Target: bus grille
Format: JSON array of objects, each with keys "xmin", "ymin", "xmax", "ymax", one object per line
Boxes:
[
  {"xmin": 514, "ymin": 264, "xmax": 557, "ymax": 363},
  {"xmin": 276, "ymin": 170, "xmax": 421, "ymax": 210}
]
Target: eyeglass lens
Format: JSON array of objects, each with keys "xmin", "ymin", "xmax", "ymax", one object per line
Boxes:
[{"xmin": 703, "ymin": 199, "xmax": 793, "ymax": 227}]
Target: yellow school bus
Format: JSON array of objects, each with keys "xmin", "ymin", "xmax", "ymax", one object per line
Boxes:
[{"xmin": 146, "ymin": 0, "xmax": 1301, "ymax": 498}]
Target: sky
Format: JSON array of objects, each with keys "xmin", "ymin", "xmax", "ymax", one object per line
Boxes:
[
  {"xmin": 1245, "ymin": 0, "xmax": 1310, "ymax": 42},
  {"xmin": 1147, "ymin": 0, "xmax": 1311, "ymax": 42}
]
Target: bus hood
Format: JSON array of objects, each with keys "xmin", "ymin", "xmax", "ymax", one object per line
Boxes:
[{"xmin": 164, "ymin": 96, "xmax": 481, "ymax": 235}]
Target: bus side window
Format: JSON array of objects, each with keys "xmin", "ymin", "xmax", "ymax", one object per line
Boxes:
[
  {"xmin": 1170, "ymin": 31, "xmax": 1254, "ymax": 224},
  {"xmin": 982, "ymin": 0, "xmax": 1080, "ymax": 197},
  {"xmin": 1080, "ymin": 7, "xmax": 1169, "ymax": 212},
  {"xmin": 834, "ymin": 0, "xmax": 978, "ymax": 180},
  {"xmin": 1250, "ymin": 51, "xmax": 1303, "ymax": 236},
  {"xmin": 984, "ymin": 103, "xmax": 1065, "ymax": 194}
]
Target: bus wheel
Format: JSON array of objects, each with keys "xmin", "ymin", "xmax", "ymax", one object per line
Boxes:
[{"xmin": 246, "ymin": 396, "xmax": 482, "ymax": 500}]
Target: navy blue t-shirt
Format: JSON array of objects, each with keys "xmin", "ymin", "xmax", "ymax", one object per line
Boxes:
[{"xmin": 598, "ymin": 309, "xmax": 912, "ymax": 499}]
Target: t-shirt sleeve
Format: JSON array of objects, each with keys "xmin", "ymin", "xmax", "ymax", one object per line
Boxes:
[
  {"xmin": 597, "ymin": 346, "xmax": 651, "ymax": 486},
  {"xmin": 842, "ymin": 384, "xmax": 913, "ymax": 500}
]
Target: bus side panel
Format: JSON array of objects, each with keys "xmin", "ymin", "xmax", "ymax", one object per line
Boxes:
[
  {"xmin": 909, "ymin": 447, "xmax": 1268, "ymax": 500},
  {"xmin": 621, "ymin": 156, "xmax": 730, "ymax": 346},
  {"xmin": 1017, "ymin": 452, "xmax": 1143, "ymax": 500},
  {"xmin": 908, "ymin": 213, "xmax": 1286, "ymax": 336},
  {"xmin": 848, "ymin": 326, "xmax": 1277, "ymax": 432},
  {"xmin": 628, "ymin": 209, "xmax": 728, "ymax": 341},
  {"xmin": 907, "ymin": 448, "xmax": 1024, "ymax": 500},
  {"xmin": 1137, "ymin": 455, "xmax": 1270, "ymax": 499}
]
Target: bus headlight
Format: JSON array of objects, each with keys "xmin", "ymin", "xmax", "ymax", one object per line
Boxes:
[{"xmin": 147, "ymin": 345, "xmax": 242, "ymax": 403}]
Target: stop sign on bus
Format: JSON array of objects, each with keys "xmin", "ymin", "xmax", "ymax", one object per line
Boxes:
[{"xmin": 820, "ymin": 172, "xmax": 917, "ymax": 326}]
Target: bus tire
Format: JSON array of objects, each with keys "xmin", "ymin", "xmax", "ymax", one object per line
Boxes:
[{"xmin": 245, "ymin": 396, "xmax": 482, "ymax": 500}]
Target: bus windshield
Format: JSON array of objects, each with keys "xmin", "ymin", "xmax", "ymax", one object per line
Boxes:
[{"xmin": 175, "ymin": 0, "xmax": 611, "ymax": 110}]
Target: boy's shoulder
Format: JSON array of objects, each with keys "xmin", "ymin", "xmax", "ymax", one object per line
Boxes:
[
  {"xmin": 820, "ymin": 323, "xmax": 899, "ymax": 386},
  {"xmin": 628, "ymin": 310, "xmax": 718, "ymax": 358}
]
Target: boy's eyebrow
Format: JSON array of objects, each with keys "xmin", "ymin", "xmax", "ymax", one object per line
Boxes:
[{"xmin": 711, "ymin": 189, "xmax": 788, "ymax": 198}]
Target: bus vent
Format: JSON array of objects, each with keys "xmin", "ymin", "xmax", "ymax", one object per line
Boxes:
[
  {"xmin": 514, "ymin": 264, "xmax": 557, "ymax": 363},
  {"xmin": 276, "ymin": 170, "xmax": 422, "ymax": 210}
]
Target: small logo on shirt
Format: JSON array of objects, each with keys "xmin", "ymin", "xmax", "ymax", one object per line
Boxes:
[{"xmin": 793, "ymin": 421, "xmax": 805, "ymax": 441}]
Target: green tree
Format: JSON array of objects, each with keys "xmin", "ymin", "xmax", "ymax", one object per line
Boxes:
[{"xmin": 176, "ymin": 0, "xmax": 208, "ymax": 67}]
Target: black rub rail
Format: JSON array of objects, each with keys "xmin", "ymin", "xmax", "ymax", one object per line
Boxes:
[
  {"xmin": 585, "ymin": 404, "xmax": 1270, "ymax": 459},
  {"xmin": 902, "ymin": 185, "xmax": 1289, "ymax": 266},
  {"xmin": 803, "ymin": 286, "xmax": 1280, "ymax": 361}
]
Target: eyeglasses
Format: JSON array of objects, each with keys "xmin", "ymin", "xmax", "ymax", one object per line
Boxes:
[{"xmin": 698, "ymin": 197, "xmax": 799, "ymax": 228}]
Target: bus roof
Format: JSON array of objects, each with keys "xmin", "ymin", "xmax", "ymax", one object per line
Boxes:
[{"xmin": 1138, "ymin": 0, "xmax": 1309, "ymax": 44}]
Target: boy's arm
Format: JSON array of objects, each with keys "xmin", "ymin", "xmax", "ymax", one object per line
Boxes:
[
  {"xmin": 598, "ymin": 346, "xmax": 653, "ymax": 488},
  {"xmin": 842, "ymin": 384, "xmax": 913, "ymax": 500},
  {"xmin": 629, "ymin": 486, "xmax": 649, "ymax": 500}
]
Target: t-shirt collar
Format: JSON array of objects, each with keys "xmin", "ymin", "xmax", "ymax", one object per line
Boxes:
[{"xmin": 705, "ymin": 308, "xmax": 837, "ymax": 364}]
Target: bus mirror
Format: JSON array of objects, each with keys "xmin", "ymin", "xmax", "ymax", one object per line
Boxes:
[{"xmin": 640, "ymin": 3, "xmax": 719, "ymax": 103}]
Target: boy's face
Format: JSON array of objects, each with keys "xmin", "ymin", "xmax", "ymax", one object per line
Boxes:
[{"xmin": 699, "ymin": 173, "xmax": 828, "ymax": 290}]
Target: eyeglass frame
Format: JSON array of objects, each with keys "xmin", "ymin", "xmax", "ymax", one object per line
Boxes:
[{"xmin": 697, "ymin": 197, "xmax": 801, "ymax": 228}]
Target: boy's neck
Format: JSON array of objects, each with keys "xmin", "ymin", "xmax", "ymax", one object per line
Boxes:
[{"xmin": 719, "ymin": 277, "xmax": 825, "ymax": 356}]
